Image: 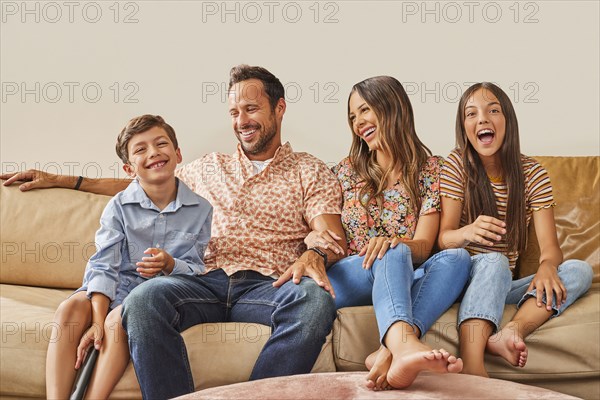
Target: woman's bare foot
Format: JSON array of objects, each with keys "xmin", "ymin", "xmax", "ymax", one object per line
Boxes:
[
  {"xmin": 486, "ymin": 324, "xmax": 528, "ymax": 367},
  {"xmin": 365, "ymin": 346, "xmax": 392, "ymax": 391},
  {"xmin": 387, "ymin": 343, "xmax": 463, "ymax": 389},
  {"xmin": 365, "ymin": 347, "xmax": 380, "ymax": 370}
]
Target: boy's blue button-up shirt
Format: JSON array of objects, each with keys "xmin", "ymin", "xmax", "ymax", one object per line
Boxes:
[{"xmin": 80, "ymin": 178, "xmax": 212, "ymax": 307}]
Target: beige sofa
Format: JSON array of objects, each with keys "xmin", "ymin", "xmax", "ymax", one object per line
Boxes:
[{"xmin": 1, "ymin": 156, "xmax": 598, "ymax": 399}]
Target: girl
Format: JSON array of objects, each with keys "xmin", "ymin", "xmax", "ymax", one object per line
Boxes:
[
  {"xmin": 438, "ymin": 82, "xmax": 593, "ymax": 377},
  {"xmin": 306, "ymin": 76, "xmax": 471, "ymax": 390}
]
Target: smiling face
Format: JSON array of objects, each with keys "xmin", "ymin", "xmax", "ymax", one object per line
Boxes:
[
  {"xmin": 348, "ymin": 91, "xmax": 381, "ymax": 152},
  {"xmin": 228, "ymin": 79, "xmax": 285, "ymax": 160},
  {"xmin": 123, "ymin": 126, "xmax": 182, "ymax": 185},
  {"xmin": 463, "ymin": 87, "xmax": 506, "ymax": 164}
]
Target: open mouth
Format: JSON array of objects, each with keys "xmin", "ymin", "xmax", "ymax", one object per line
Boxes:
[
  {"xmin": 239, "ymin": 129, "xmax": 256, "ymax": 137},
  {"xmin": 477, "ymin": 129, "xmax": 495, "ymax": 145},
  {"xmin": 362, "ymin": 127, "xmax": 376, "ymax": 140},
  {"xmin": 238, "ymin": 126, "xmax": 259, "ymax": 141}
]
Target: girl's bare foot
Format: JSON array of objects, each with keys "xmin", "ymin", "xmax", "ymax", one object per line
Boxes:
[
  {"xmin": 487, "ymin": 324, "xmax": 528, "ymax": 367},
  {"xmin": 365, "ymin": 346, "xmax": 391, "ymax": 391},
  {"xmin": 387, "ymin": 343, "xmax": 463, "ymax": 389}
]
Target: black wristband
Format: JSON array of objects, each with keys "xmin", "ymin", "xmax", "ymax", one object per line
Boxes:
[
  {"xmin": 307, "ymin": 247, "xmax": 327, "ymax": 266},
  {"xmin": 74, "ymin": 176, "xmax": 84, "ymax": 190}
]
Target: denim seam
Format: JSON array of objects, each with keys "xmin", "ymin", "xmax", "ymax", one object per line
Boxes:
[
  {"xmin": 381, "ymin": 253, "xmax": 399, "ymax": 318},
  {"xmin": 180, "ymin": 335, "xmax": 195, "ymax": 391},
  {"xmin": 237, "ymin": 299, "xmax": 279, "ymax": 307},
  {"xmin": 411, "ymin": 260, "xmax": 429, "ymax": 321}
]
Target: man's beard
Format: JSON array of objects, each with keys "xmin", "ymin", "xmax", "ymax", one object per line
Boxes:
[{"xmin": 238, "ymin": 120, "xmax": 277, "ymax": 156}]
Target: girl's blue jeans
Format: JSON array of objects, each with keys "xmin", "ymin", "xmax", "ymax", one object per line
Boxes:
[
  {"xmin": 327, "ymin": 244, "xmax": 472, "ymax": 343},
  {"xmin": 458, "ymin": 252, "xmax": 593, "ymax": 332}
]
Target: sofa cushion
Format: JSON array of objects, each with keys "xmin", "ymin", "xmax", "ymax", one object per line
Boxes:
[
  {"xmin": 0, "ymin": 283, "xmax": 335, "ymax": 398},
  {"xmin": 332, "ymin": 286, "xmax": 600, "ymax": 399},
  {"xmin": 520, "ymin": 156, "xmax": 599, "ymax": 283},
  {"xmin": 0, "ymin": 184, "xmax": 111, "ymax": 289}
]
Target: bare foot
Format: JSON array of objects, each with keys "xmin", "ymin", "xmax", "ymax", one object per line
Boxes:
[
  {"xmin": 365, "ymin": 347, "xmax": 380, "ymax": 370},
  {"xmin": 365, "ymin": 346, "xmax": 392, "ymax": 391},
  {"xmin": 487, "ymin": 325, "xmax": 528, "ymax": 367},
  {"xmin": 387, "ymin": 344, "xmax": 463, "ymax": 389}
]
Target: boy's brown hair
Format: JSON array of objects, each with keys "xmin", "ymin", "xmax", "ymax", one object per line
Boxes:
[{"xmin": 116, "ymin": 115, "xmax": 178, "ymax": 164}]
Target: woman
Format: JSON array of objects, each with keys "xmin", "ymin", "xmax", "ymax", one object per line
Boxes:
[{"xmin": 307, "ymin": 76, "xmax": 471, "ymax": 390}]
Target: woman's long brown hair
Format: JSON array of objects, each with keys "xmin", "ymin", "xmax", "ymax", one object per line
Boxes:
[{"xmin": 348, "ymin": 76, "xmax": 431, "ymax": 212}]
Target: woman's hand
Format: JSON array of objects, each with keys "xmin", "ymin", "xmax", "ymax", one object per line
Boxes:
[
  {"xmin": 358, "ymin": 237, "xmax": 404, "ymax": 269},
  {"xmin": 75, "ymin": 322, "xmax": 103, "ymax": 369},
  {"xmin": 304, "ymin": 229, "xmax": 345, "ymax": 255},
  {"xmin": 461, "ymin": 215, "xmax": 506, "ymax": 247},
  {"xmin": 527, "ymin": 262, "xmax": 567, "ymax": 311}
]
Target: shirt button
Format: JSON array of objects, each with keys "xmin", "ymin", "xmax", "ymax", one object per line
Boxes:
[{"xmin": 156, "ymin": 243, "xmax": 160, "ymax": 248}]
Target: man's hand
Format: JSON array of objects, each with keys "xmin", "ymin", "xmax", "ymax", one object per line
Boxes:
[
  {"xmin": 272, "ymin": 250, "xmax": 335, "ymax": 298},
  {"xmin": 136, "ymin": 248, "xmax": 175, "ymax": 277},
  {"xmin": 75, "ymin": 322, "xmax": 103, "ymax": 369},
  {"xmin": 1, "ymin": 169, "xmax": 68, "ymax": 191},
  {"xmin": 304, "ymin": 229, "xmax": 345, "ymax": 255}
]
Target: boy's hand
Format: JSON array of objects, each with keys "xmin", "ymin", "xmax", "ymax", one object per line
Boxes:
[
  {"xmin": 462, "ymin": 215, "xmax": 506, "ymax": 247},
  {"xmin": 75, "ymin": 323, "xmax": 103, "ymax": 369},
  {"xmin": 136, "ymin": 248, "xmax": 175, "ymax": 277}
]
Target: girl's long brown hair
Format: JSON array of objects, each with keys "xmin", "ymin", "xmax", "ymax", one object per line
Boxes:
[
  {"xmin": 456, "ymin": 82, "xmax": 527, "ymax": 258},
  {"xmin": 348, "ymin": 76, "xmax": 431, "ymax": 212}
]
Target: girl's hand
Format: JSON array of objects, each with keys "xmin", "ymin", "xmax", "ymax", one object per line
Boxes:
[
  {"xmin": 358, "ymin": 237, "xmax": 404, "ymax": 269},
  {"xmin": 304, "ymin": 229, "xmax": 344, "ymax": 255},
  {"xmin": 462, "ymin": 215, "xmax": 506, "ymax": 246},
  {"xmin": 527, "ymin": 262, "xmax": 567, "ymax": 311},
  {"xmin": 75, "ymin": 323, "xmax": 103, "ymax": 369},
  {"xmin": 136, "ymin": 248, "xmax": 175, "ymax": 277}
]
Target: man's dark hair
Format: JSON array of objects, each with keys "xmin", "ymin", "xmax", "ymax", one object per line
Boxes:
[{"xmin": 228, "ymin": 64, "xmax": 285, "ymax": 110}]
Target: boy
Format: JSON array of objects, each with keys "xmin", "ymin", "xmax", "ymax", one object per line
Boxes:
[{"xmin": 45, "ymin": 115, "xmax": 212, "ymax": 399}]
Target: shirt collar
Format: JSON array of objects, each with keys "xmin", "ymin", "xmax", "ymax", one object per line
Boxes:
[
  {"xmin": 121, "ymin": 178, "xmax": 201, "ymax": 211},
  {"xmin": 234, "ymin": 142, "xmax": 293, "ymax": 177}
]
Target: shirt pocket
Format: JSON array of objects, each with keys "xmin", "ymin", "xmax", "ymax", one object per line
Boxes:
[{"xmin": 165, "ymin": 230, "xmax": 203, "ymax": 259}]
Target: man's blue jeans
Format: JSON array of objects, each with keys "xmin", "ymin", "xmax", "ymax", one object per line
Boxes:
[
  {"xmin": 121, "ymin": 269, "xmax": 336, "ymax": 400},
  {"xmin": 327, "ymin": 244, "xmax": 471, "ymax": 342}
]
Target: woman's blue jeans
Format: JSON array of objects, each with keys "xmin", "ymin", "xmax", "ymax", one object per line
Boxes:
[{"xmin": 327, "ymin": 244, "xmax": 471, "ymax": 342}]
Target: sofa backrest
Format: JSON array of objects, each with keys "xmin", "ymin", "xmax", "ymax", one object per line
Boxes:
[
  {"xmin": 1, "ymin": 184, "xmax": 111, "ymax": 289},
  {"xmin": 518, "ymin": 156, "xmax": 599, "ymax": 283},
  {"xmin": 1, "ymin": 156, "xmax": 598, "ymax": 289}
]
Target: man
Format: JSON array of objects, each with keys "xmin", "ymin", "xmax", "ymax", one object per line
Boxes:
[{"xmin": 2, "ymin": 65, "xmax": 346, "ymax": 399}]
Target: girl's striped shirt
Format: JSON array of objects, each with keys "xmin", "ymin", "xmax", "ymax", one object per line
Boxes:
[{"xmin": 440, "ymin": 149, "xmax": 555, "ymax": 268}]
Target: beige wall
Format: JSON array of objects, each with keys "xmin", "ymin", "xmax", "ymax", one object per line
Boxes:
[{"xmin": 1, "ymin": 1, "xmax": 598, "ymax": 178}]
